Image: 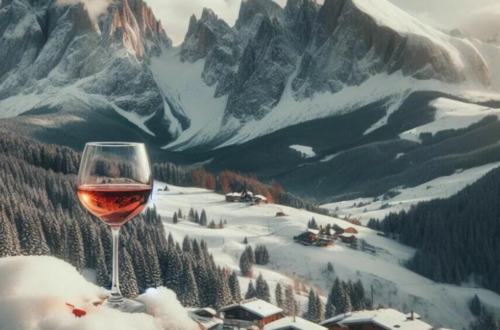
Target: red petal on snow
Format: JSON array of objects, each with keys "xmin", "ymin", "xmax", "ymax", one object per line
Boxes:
[{"xmin": 72, "ymin": 309, "xmax": 87, "ymax": 318}]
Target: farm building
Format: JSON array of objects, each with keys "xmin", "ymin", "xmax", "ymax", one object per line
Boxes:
[
  {"xmin": 339, "ymin": 234, "xmax": 357, "ymax": 244},
  {"xmin": 294, "ymin": 229, "xmax": 334, "ymax": 247},
  {"xmin": 320, "ymin": 309, "xmax": 432, "ymax": 330},
  {"xmin": 226, "ymin": 192, "xmax": 241, "ymax": 202},
  {"xmin": 264, "ymin": 316, "xmax": 327, "ymax": 330},
  {"xmin": 187, "ymin": 308, "xmax": 222, "ymax": 330},
  {"xmin": 220, "ymin": 298, "xmax": 285, "ymax": 329},
  {"xmin": 253, "ymin": 195, "xmax": 268, "ymax": 204},
  {"xmin": 332, "ymin": 224, "xmax": 344, "ymax": 234},
  {"xmin": 241, "ymin": 189, "xmax": 254, "ymax": 202},
  {"xmin": 276, "ymin": 211, "xmax": 286, "ymax": 217},
  {"xmin": 344, "ymin": 227, "xmax": 359, "ymax": 234}
]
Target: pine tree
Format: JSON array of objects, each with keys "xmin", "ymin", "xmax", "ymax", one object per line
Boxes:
[
  {"xmin": 275, "ymin": 283, "xmax": 284, "ymax": 308},
  {"xmin": 200, "ymin": 209, "xmax": 207, "ymax": 226},
  {"xmin": 256, "ymin": 273, "xmax": 271, "ymax": 302},
  {"xmin": 0, "ymin": 212, "xmax": 19, "ymax": 257},
  {"xmin": 167, "ymin": 232, "xmax": 174, "ymax": 246},
  {"xmin": 316, "ymin": 292, "xmax": 325, "ymax": 322},
  {"xmin": 284, "ymin": 284, "xmax": 298, "ymax": 316},
  {"xmin": 243, "ymin": 237, "xmax": 248, "ymax": 244},
  {"xmin": 95, "ymin": 239, "xmax": 109, "ymax": 287},
  {"xmin": 178, "ymin": 209, "xmax": 183, "ymax": 219},
  {"xmin": 195, "ymin": 263, "xmax": 209, "ymax": 306},
  {"xmin": 255, "ymin": 245, "xmax": 270, "ymax": 265},
  {"xmin": 17, "ymin": 210, "xmax": 50, "ymax": 257},
  {"xmin": 219, "ymin": 219, "xmax": 223, "ymax": 229},
  {"xmin": 331, "ymin": 279, "xmax": 352, "ymax": 315},
  {"xmin": 245, "ymin": 245, "xmax": 255, "ymax": 264},
  {"xmin": 67, "ymin": 219, "xmax": 84, "ymax": 272},
  {"xmin": 173, "ymin": 212, "xmax": 178, "ymax": 224},
  {"xmin": 469, "ymin": 294, "xmax": 482, "ymax": 317},
  {"xmin": 229, "ymin": 270, "xmax": 242, "ymax": 303},
  {"xmin": 144, "ymin": 235, "xmax": 162, "ymax": 288},
  {"xmin": 470, "ymin": 311, "xmax": 499, "ymax": 330},
  {"xmin": 352, "ymin": 280, "xmax": 367, "ymax": 311},
  {"xmin": 180, "ymin": 261, "xmax": 199, "ymax": 307},
  {"xmin": 182, "ymin": 235, "xmax": 192, "ymax": 253},
  {"xmin": 239, "ymin": 252, "xmax": 253, "ymax": 277},
  {"xmin": 307, "ymin": 289, "xmax": 317, "ymax": 322},
  {"xmin": 189, "ymin": 208, "xmax": 195, "ymax": 221},
  {"xmin": 208, "ymin": 220, "xmax": 216, "ymax": 229},
  {"xmin": 165, "ymin": 247, "xmax": 183, "ymax": 294},
  {"xmin": 119, "ymin": 248, "xmax": 139, "ymax": 298},
  {"xmin": 194, "ymin": 211, "xmax": 200, "ymax": 224},
  {"xmin": 245, "ymin": 281, "xmax": 256, "ymax": 299}
]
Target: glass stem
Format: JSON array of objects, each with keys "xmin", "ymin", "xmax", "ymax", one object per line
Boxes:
[{"xmin": 107, "ymin": 226, "xmax": 124, "ymax": 306}]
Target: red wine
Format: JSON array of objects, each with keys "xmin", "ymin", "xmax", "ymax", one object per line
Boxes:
[{"xmin": 77, "ymin": 184, "xmax": 152, "ymax": 227}]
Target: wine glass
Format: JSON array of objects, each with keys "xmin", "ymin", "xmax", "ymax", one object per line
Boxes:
[{"xmin": 77, "ymin": 142, "xmax": 153, "ymax": 313}]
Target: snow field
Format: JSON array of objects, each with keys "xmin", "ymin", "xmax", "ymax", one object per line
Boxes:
[
  {"xmin": 322, "ymin": 162, "xmax": 500, "ymax": 223},
  {"xmin": 0, "ymin": 256, "xmax": 198, "ymax": 330},
  {"xmin": 152, "ymin": 182, "xmax": 500, "ymax": 329},
  {"xmin": 400, "ymin": 98, "xmax": 500, "ymax": 143}
]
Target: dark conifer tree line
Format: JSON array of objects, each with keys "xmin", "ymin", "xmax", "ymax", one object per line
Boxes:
[
  {"xmin": 0, "ymin": 133, "xmax": 247, "ymax": 307},
  {"xmin": 370, "ymin": 167, "xmax": 500, "ymax": 295}
]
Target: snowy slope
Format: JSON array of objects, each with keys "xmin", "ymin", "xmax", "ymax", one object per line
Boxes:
[
  {"xmin": 152, "ymin": 182, "xmax": 500, "ymax": 329},
  {"xmin": 150, "ymin": 48, "xmax": 228, "ymax": 148},
  {"xmin": 321, "ymin": 162, "xmax": 500, "ymax": 223},
  {"xmin": 0, "ymin": 256, "xmax": 198, "ymax": 330},
  {"xmin": 400, "ymin": 98, "xmax": 500, "ymax": 143}
]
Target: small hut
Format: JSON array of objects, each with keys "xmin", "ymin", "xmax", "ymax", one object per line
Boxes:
[
  {"xmin": 252, "ymin": 195, "xmax": 268, "ymax": 205},
  {"xmin": 226, "ymin": 192, "xmax": 241, "ymax": 202},
  {"xmin": 344, "ymin": 227, "xmax": 359, "ymax": 234}
]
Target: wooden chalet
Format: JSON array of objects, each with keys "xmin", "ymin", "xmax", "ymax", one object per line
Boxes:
[
  {"xmin": 276, "ymin": 212, "xmax": 286, "ymax": 217},
  {"xmin": 264, "ymin": 316, "xmax": 327, "ymax": 330},
  {"xmin": 220, "ymin": 298, "xmax": 284, "ymax": 329},
  {"xmin": 339, "ymin": 234, "xmax": 357, "ymax": 244},
  {"xmin": 252, "ymin": 195, "xmax": 268, "ymax": 205},
  {"xmin": 294, "ymin": 229, "xmax": 334, "ymax": 247},
  {"xmin": 226, "ymin": 192, "xmax": 242, "ymax": 202},
  {"xmin": 188, "ymin": 308, "xmax": 222, "ymax": 330},
  {"xmin": 320, "ymin": 309, "xmax": 432, "ymax": 330},
  {"xmin": 344, "ymin": 227, "xmax": 359, "ymax": 234}
]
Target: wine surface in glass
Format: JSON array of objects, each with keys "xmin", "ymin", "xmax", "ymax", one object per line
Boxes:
[{"xmin": 77, "ymin": 184, "xmax": 152, "ymax": 226}]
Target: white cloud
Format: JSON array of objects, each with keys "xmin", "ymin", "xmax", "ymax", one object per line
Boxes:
[
  {"xmin": 58, "ymin": 0, "xmax": 113, "ymax": 23},
  {"xmin": 459, "ymin": 4, "xmax": 500, "ymax": 40}
]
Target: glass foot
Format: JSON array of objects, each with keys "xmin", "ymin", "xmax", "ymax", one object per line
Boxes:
[{"xmin": 105, "ymin": 298, "xmax": 146, "ymax": 313}]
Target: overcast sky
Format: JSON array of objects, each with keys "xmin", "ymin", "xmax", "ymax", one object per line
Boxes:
[{"xmin": 146, "ymin": 0, "xmax": 500, "ymax": 45}]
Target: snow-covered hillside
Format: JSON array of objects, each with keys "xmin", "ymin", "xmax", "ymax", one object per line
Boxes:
[
  {"xmin": 152, "ymin": 0, "xmax": 500, "ymax": 151},
  {"xmin": 152, "ymin": 183, "xmax": 500, "ymax": 329},
  {"xmin": 322, "ymin": 162, "xmax": 500, "ymax": 224},
  {"xmin": 400, "ymin": 98, "xmax": 500, "ymax": 143},
  {"xmin": 0, "ymin": 256, "xmax": 198, "ymax": 330}
]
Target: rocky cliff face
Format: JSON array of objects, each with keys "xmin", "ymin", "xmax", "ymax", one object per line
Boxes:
[
  {"xmin": 0, "ymin": 0, "xmax": 184, "ymax": 144},
  {"xmin": 178, "ymin": 0, "xmax": 493, "ymax": 127}
]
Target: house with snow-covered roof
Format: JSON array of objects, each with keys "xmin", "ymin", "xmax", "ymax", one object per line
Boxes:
[
  {"xmin": 220, "ymin": 298, "xmax": 284, "ymax": 329},
  {"xmin": 320, "ymin": 309, "xmax": 433, "ymax": 330},
  {"xmin": 263, "ymin": 316, "xmax": 328, "ymax": 330},
  {"xmin": 187, "ymin": 307, "xmax": 222, "ymax": 330}
]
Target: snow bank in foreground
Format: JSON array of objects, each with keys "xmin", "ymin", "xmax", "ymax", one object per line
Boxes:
[{"xmin": 0, "ymin": 256, "xmax": 198, "ymax": 330}]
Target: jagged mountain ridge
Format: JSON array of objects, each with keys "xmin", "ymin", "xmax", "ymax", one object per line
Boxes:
[
  {"xmin": 163, "ymin": 0, "xmax": 498, "ymax": 151},
  {"xmin": 0, "ymin": 0, "xmax": 188, "ymax": 145}
]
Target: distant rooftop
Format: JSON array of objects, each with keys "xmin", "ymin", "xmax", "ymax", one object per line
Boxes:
[
  {"xmin": 264, "ymin": 316, "xmax": 327, "ymax": 330},
  {"xmin": 220, "ymin": 298, "xmax": 283, "ymax": 318},
  {"xmin": 321, "ymin": 309, "xmax": 433, "ymax": 330}
]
